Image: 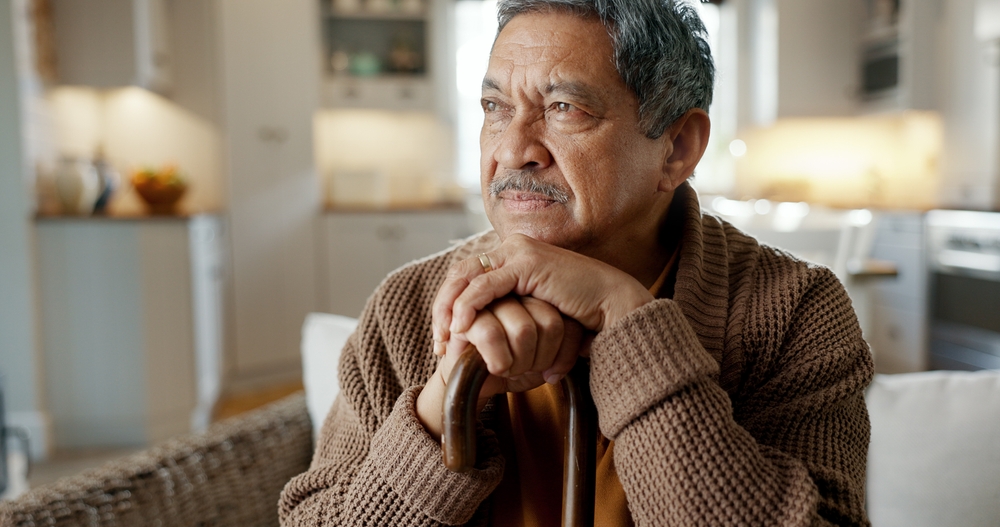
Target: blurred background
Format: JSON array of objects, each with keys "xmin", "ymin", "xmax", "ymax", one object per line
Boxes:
[{"xmin": 2, "ymin": 0, "xmax": 999, "ymax": 497}]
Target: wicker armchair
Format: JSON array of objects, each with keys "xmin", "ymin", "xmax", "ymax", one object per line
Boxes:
[{"xmin": 0, "ymin": 394, "xmax": 312, "ymax": 527}]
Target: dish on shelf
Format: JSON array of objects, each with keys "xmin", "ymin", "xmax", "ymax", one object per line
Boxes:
[{"xmin": 131, "ymin": 165, "xmax": 188, "ymax": 214}]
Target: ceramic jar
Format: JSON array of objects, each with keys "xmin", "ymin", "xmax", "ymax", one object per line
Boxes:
[{"xmin": 54, "ymin": 156, "xmax": 100, "ymax": 215}]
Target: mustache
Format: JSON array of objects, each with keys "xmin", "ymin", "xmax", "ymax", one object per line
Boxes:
[{"xmin": 488, "ymin": 171, "xmax": 570, "ymax": 203}]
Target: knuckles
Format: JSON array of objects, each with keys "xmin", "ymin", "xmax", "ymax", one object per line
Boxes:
[
  {"xmin": 475, "ymin": 323, "xmax": 508, "ymax": 350},
  {"xmin": 506, "ymin": 319, "xmax": 538, "ymax": 355},
  {"xmin": 444, "ymin": 263, "xmax": 473, "ymax": 282}
]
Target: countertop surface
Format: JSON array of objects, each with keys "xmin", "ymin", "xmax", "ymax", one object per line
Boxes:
[
  {"xmin": 35, "ymin": 210, "xmax": 221, "ymax": 221},
  {"xmin": 323, "ymin": 201, "xmax": 466, "ymax": 213}
]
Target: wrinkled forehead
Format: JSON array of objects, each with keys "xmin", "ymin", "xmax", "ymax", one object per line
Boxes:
[{"xmin": 486, "ymin": 11, "xmax": 622, "ymax": 95}]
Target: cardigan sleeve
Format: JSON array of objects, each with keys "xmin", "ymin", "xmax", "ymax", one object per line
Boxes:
[
  {"xmin": 589, "ymin": 267, "xmax": 873, "ymax": 527},
  {"xmin": 278, "ymin": 275, "xmax": 505, "ymax": 526}
]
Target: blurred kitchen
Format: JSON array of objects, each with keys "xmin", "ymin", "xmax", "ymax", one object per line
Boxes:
[{"xmin": 2, "ymin": 0, "xmax": 999, "ymax": 498}]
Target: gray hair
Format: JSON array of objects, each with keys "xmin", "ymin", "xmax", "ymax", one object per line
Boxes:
[{"xmin": 496, "ymin": 0, "xmax": 714, "ymax": 139}]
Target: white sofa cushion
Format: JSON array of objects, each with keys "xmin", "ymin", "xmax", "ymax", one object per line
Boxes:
[
  {"xmin": 866, "ymin": 370, "xmax": 1000, "ymax": 527},
  {"xmin": 301, "ymin": 313, "xmax": 358, "ymax": 438}
]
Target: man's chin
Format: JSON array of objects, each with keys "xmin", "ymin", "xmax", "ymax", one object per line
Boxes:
[
  {"xmin": 493, "ymin": 223, "xmax": 580, "ymax": 250},
  {"xmin": 487, "ymin": 200, "xmax": 580, "ymax": 246}
]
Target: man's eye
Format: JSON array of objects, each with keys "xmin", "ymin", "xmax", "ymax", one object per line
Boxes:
[
  {"xmin": 555, "ymin": 102, "xmax": 574, "ymax": 112},
  {"xmin": 483, "ymin": 100, "xmax": 498, "ymax": 112}
]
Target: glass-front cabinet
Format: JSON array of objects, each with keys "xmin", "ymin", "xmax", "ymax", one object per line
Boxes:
[{"xmin": 320, "ymin": 0, "xmax": 438, "ymax": 111}]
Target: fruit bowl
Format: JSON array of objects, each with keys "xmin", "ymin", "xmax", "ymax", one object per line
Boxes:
[{"xmin": 132, "ymin": 166, "xmax": 188, "ymax": 214}]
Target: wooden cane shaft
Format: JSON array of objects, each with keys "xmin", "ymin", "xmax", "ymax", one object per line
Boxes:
[
  {"xmin": 442, "ymin": 350, "xmax": 489, "ymax": 472},
  {"xmin": 442, "ymin": 349, "xmax": 596, "ymax": 527},
  {"xmin": 561, "ymin": 360, "xmax": 597, "ymax": 527}
]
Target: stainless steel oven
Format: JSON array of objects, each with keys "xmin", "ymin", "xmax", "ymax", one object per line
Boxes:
[{"xmin": 926, "ymin": 210, "xmax": 1000, "ymax": 370}]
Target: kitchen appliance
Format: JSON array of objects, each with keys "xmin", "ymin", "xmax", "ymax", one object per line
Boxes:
[{"xmin": 926, "ymin": 210, "xmax": 1000, "ymax": 370}]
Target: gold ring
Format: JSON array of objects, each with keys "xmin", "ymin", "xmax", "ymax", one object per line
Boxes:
[{"xmin": 477, "ymin": 253, "xmax": 493, "ymax": 273}]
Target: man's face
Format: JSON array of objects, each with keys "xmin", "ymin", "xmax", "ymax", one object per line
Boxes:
[{"xmin": 480, "ymin": 11, "xmax": 670, "ymax": 257}]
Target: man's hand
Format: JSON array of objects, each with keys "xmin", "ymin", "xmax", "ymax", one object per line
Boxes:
[
  {"xmin": 417, "ymin": 295, "xmax": 585, "ymax": 441},
  {"xmin": 415, "ymin": 234, "xmax": 654, "ymax": 440},
  {"xmin": 434, "ymin": 234, "xmax": 654, "ymax": 354}
]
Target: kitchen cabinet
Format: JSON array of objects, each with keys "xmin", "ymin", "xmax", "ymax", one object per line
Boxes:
[
  {"xmin": 937, "ymin": 0, "xmax": 1000, "ymax": 210},
  {"xmin": 35, "ymin": 215, "xmax": 225, "ymax": 448},
  {"xmin": 857, "ymin": 0, "xmax": 942, "ymax": 114},
  {"xmin": 319, "ymin": 0, "xmax": 448, "ymax": 112},
  {"xmin": 868, "ymin": 212, "xmax": 928, "ymax": 373},
  {"xmin": 50, "ymin": 0, "xmax": 172, "ymax": 92},
  {"xmin": 322, "ymin": 75, "xmax": 434, "ymax": 111},
  {"xmin": 742, "ymin": 0, "xmax": 939, "ymax": 119},
  {"xmin": 773, "ymin": 0, "xmax": 864, "ymax": 118},
  {"xmin": 217, "ymin": 0, "xmax": 322, "ymax": 388},
  {"xmin": 321, "ymin": 209, "xmax": 472, "ymax": 317}
]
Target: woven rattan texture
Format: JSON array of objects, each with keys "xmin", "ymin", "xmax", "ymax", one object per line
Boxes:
[{"xmin": 1, "ymin": 394, "xmax": 312, "ymax": 527}]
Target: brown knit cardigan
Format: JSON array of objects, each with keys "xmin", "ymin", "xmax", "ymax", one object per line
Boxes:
[{"xmin": 279, "ymin": 184, "xmax": 874, "ymax": 526}]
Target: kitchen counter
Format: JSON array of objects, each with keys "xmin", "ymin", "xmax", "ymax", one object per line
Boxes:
[
  {"xmin": 323, "ymin": 201, "xmax": 465, "ymax": 213},
  {"xmin": 35, "ymin": 210, "xmax": 222, "ymax": 221}
]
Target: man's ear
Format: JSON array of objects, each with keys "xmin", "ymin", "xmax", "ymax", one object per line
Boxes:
[{"xmin": 658, "ymin": 109, "xmax": 711, "ymax": 193}]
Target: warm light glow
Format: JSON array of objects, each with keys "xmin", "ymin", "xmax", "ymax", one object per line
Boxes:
[
  {"xmin": 711, "ymin": 196, "xmax": 754, "ymax": 217},
  {"xmin": 734, "ymin": 112, "xmax": 943, "ymax": 209},
  {"xmin": 848, "ymin": 209, "xmax": 873, "ymax": 226},
  {"xmin": 772, "ymin": 202, "xmax": 811, "ymax": 232},
  {"xmin": 729, "ymin": 139, "xmax": 747, "ymax": 157}
]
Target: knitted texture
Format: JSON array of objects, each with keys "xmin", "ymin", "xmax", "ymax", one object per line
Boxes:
[{"xmin": 279, "ymin": 183, "xmax": 874, "ymax": 526}]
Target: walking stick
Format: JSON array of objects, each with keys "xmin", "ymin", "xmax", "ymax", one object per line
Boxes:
[{"xmin": 442, "ymin": 349, "xmax": 597, "ymax": 527}]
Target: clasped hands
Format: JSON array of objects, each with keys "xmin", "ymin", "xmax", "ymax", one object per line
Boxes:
[{"xmin": 415, "ymin": 234, "xmax": 654, "ymax": 441}]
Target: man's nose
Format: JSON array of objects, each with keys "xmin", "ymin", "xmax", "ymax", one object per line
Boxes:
[{"xmin": 494, "ymin": 115, "xmax": 552, "ymax": 171}]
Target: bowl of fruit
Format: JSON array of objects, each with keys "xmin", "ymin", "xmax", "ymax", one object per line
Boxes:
[{"xmin": 131, "ymin": 165, "xmax": 188, "ymax": 214}]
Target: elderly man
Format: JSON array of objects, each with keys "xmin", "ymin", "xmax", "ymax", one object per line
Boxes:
[{"xmin": 280, "ymin": 0, "xmax": 873, "ymax": 525}]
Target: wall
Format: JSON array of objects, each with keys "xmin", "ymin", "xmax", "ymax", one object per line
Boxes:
[
  {"xmin": 314, "ymin": 109, "xmax": 456, "ymax": 206},
  {"xmin": 0, "ymin": 0, "xmax": 47, "ymax": 459}
]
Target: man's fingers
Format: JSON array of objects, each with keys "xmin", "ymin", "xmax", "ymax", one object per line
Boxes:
[
  {"xmin": 432, "ymin": 250, "xmax": 506, "ymax": 349},
  {"xmin": 487, "ymin": 297, "xmax": 538, "ymax": 377},
  {"xmin": 431, "ymin": 264, "xmax": 473, "ymax": 345},
  {"xmin": 543, "ymin": 317, "xmax": 584, "ymax": 385},
  {"xmin": 520, "ymin": 297, "xmax": 564, "ymax": 374},
  {"xmin": 462, "ymin": 309, "xmax": 514, "ymax": 376},
  {"xmin": 450, "ymin": 267, "xmax": 523, "ymax": 335}
]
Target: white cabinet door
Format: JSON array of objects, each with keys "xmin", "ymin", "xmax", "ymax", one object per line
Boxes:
[
  {"xmin": 391, "ymin": 211, "xmax": 472, "ymax": 265},
  {"xmin": 322, "ymin": 76, "xmax": 434, "ymax": 111},
  {"xmin": 35, "ymin": 216, "xmax": 224, "ymax": 448},
  {"xmin": 868, "ymin": 212, "xmax": 928, "ymax": 373},
  {"xmin": 774, "ymin": 0, "xmax": 863, "ymax": 117},
  {"xmin": 322, "ymin": 214, "xmax": 396, "ymax": 317},
  {"xmin": 323, "ymin": 210, "xmax": 471, "ymax": 317},
  {"xmin": 51, "ymin": 0, "xmax": 173, "ymax": 91}
]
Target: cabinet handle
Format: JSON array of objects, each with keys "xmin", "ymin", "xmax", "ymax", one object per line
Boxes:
[
  {"xmin": 376, "ymin": 225, "xmax": 394, "ymax": 240},
  {"xmin": 258, "ymin": 127, "xmax": 289, "ymax": 144},
  {"xmin": 376, "ymin": 224, "xmax": 406, "ymax": 240}
]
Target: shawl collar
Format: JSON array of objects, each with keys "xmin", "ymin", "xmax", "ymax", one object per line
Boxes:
[{"xmin": 671, "ymin": 183, "xmax": 739, "ymax": 386}]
